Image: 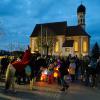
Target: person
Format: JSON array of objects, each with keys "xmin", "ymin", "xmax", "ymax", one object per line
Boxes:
[
  {"xmin": 95, "ymin": 57, "xmax": 100, "ymax": 87},
  {"xmin": 47, "ymin": 63, "xmax": 54, "ymax": 84},
  {"xmin": 75, "ymin": 55, "xmax": 80, "ymax": 80},
  {"xmin": 25, "ymin": 65, "xmax": 32, "ymax": 83},
  {"xmin": 5, "ymin": 61, "xmax": 16, "ymax": 93},
  {"xmin": 53, "ymin": 60, "xmax": 61, "ymax": 85},
  {"xmin": 0, "ymin": 56, "xmax": 9, "ymax": 76},
  {"xmin": 86, "ymin": 58, "xmax": 97, "ymax": 87},
  {"xmin": 59, "ymin": 59, "xmax": 69, "ymax": 91},
  {"xmin": 68, "ymin": 58, "xmax": 76, "ymax": 82}
]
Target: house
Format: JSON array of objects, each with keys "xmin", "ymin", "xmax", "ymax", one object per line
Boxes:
[{"xmin": 30, "ymin": 4, "xmax": 90, "ymax": 57}]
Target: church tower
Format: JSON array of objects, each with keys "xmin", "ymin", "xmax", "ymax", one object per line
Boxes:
[{"xmin": 77, "ymin": 4, "xmax": 86, "ymax": 29}]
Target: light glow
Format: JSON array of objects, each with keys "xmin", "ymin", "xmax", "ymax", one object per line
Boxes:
[
  {"xmin": 74, "ymin": 41, "xmax": 78, "ymax": 52},
  {"xmin": 54, "ymin": 72, "xmax": 58, "ymax": 78},
  {"xmin": 83, "ymin": 41, "xmax": 87, "ymax": 52},
  {"xmin": 55, "ymin": 41, "xmax": 59, "ymax": 52}
]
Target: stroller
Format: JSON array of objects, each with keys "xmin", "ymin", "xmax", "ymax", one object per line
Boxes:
[{"xmin": 64, "ymin": 74, "xmax": 71, "ymax": 86}]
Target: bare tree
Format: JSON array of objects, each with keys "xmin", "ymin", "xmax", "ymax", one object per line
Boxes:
[{"xmin": 36, "ymin": 28, "xmax": 57, "ymax": 56}]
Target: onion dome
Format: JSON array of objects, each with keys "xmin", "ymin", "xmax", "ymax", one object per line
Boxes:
[{"xmin": 77, "ymin": 4, "xmax": 86, "ymax": 13}]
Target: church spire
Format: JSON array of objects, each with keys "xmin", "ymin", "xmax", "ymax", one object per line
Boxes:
[{"xmin": 77, "ymin": 3, "xmax": 86, "ymax": 30}]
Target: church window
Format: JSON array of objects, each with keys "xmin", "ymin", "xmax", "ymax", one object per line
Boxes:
[
  {"xmin": 31, "ymin": 39, "xmax": 34, "ymax": 52},
  {"xmin": 34, "ymin": 41, "xmax": 38, "ymax": 51},
  {"xmin": 55, "ymin": 41, "xmax": 59, "ymax": 52},
  {"xmin": 74, "ymin": 41, "xmax": 78, "ymax": 52},
  {"xmin": 83, "ymin": 41, "xmax": 87, "ymax": 52}
]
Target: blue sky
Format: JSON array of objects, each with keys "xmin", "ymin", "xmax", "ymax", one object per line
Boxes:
[{"xmin": 0, "ymin": 0, "xmax": 100, "ymax": 51}]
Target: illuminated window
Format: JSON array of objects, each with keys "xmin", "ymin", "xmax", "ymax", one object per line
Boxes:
[
  {"xmin": 55, "ymin": 41, "xmax": 59, "ymax": 52},
  {"xmin": 83, "ymin": 41, "xmax": 87, "ymax": 52},
  {"xmin": 31, "ymin": 39, "xmax": 35, "ymax": 52},
  {"xmin": 34, "ymin": 41, "xmax": 38, "ymax": 51},
  {"xmin": 74, "ymin": 41, "xmax": 78, "ymax": 52}
]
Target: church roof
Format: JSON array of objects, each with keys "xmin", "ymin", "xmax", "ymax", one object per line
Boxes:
[
  {"xmin": 30, "ymin": 22, "xmax": 90, "ymax": 38},
  {"xmin": 66, "ymin": 25, "xmax": 90, "ymax": 37},
  {"xmin": 30, "ymin": 21, "xmax": 67, "ymax": 37},
  {"xmin": 62, "ymin": 40, "xmax": 74, "ymax": 47}
]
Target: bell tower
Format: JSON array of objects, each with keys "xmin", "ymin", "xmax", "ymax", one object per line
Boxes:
[{"xmin": 77, "ymin": 4, "xmax": 86, "ymax": 30}]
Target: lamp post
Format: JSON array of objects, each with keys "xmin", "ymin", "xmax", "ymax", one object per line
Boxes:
[
  {"xmin": 46, "ymin": 43, "xmax": 49, "ymax": 57},
  {"xmin": 41, "ymin": 24, "xmax": 43, "ymax": 57},
  {"xmin": 46, "ymin": 28, "xmax": 49, "ymax": 57}
]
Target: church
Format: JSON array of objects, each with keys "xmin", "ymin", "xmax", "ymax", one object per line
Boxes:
[{"xmin": 30, "ymin": 4, "xmax": 90, "ymax": 57}]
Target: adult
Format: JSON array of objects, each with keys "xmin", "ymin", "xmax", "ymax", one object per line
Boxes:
[
  {"xmin": 86, "ymin": 58, "xmax": 97, "ymax": 87},
  {"xmin": 96, "ymin": 57, "xmax": 100, "ymax": 86},
  {"xmin": 75, "ymin": 55, "xmax": 80, "ymax": 80},
  {"xmin": 5, "ymin": 61, "xmax": 16, "ymax": 92},
  {"xmin": 59, "ymin": 59, "xmax": 69, "ymax": 91},
  {"xmin": 69, "ymin": 58, "xmax": 76, "ymax": 82},
  {"xmin": 0, "ymin": 56, "xmax": 9, "ymax": 75}
]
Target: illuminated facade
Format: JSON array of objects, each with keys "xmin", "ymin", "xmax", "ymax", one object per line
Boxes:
[{"xmin": 30, "ymin": 4, "xmax": 90, "ymax": 57}]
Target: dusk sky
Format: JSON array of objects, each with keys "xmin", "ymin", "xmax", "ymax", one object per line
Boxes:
[{"xmin": 0, "ymin": 0, "xmax": 100, "ymax": 51}]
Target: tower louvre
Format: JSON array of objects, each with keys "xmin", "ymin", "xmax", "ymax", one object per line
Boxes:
[{"xmin": 77, "ymin": 4, "xmax": 86, "ymax": 30}]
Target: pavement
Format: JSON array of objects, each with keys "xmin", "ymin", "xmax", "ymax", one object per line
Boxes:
[{"xmin": 0, "ymin": 81, "xmax": 100, "ymax": 100}]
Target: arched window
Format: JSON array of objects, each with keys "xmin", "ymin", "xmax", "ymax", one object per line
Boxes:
[
  {"xmin": 74, "ymin": 41, "xmax": 78, "ymax": 52},
  {"xmin": 34, "ymin": 40, "xmax": 38, "ymax": 51},
  {"xmin": 55, "ymin": 41, "xmax": 59, "ymax": 52},
  {"xmin": 83, "ymin": 41, "xmax": 87, "ymax": 52}
]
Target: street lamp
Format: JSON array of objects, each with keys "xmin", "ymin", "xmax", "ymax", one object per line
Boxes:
[{"xmin": 41, "ymin": 24, "xmax": 43, "ymax": 57}]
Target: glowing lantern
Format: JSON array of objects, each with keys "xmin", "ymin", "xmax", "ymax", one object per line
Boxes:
[
  {"xmin": 41, "ymin": 74, "xmax": 45, "ymax": 81},
  {"xmin": 41, "ymin": 75, "xmax": 43, "ymax": 81},
  {"xmin": 53, "ymin": 66, "xmax": 60, "ymax": 78},
  {"xmin": 68, "ymin": 68, "xmax": 69, "ymax": 72},
  {"xmin": 54, "ymin": 67, "xmax": 59, "ymax": 71},
  {"xmin": 41, "ymin": 68, "xmax": 48, "ymax": 81},
  {"xmin": 54, "ymin": 72, "xmax": 58, "ymax": 78}
]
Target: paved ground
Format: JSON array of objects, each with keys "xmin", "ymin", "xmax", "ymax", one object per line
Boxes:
[{"xmin": 0, "ymin": 81, "xmax": 100, "ymax": 100}]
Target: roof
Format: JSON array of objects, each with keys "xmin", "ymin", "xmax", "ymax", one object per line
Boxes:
[
  {"xmin": 62, "ymin": 40, "xmax": 74, "ymax": 47},
  {"xmin": 77, "ymin": 4, "xmax": 86, "ymax": 13},
  {"xmin": 30, "ymin": 21, "xmax": 67, "ymax": 37},
  {"xmin": 30, "ymin": 22, "xmax": 90, "ymax": 38},
  {"xmin": 66, "ymin": 25, "xmax": 90, "ymax": 37}
]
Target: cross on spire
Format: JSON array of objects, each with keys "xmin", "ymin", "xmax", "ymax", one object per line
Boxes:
[{"xmin": 81, "ymin": 0, "xmax": 83, "ymax": 4}]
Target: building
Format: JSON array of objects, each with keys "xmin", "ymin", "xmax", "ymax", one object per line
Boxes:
[{"xmin": 30, "ymin": 4, "xmax": 90, "ymax": 57}]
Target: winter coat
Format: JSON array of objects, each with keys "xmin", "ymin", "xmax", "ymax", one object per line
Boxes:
[{"xmin": 69, "ymin": 63, "xmax": 76, "ymax": 75}]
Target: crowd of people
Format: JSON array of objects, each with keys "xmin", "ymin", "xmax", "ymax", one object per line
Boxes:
[{"xmin": 0, "ymin": 51, "xmax": 100, "ymax": 92}]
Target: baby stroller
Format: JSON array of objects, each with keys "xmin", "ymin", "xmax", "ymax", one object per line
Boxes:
[{"xmin": 64, "ymin": 74, "xmax": 71, "ymax": 86}]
